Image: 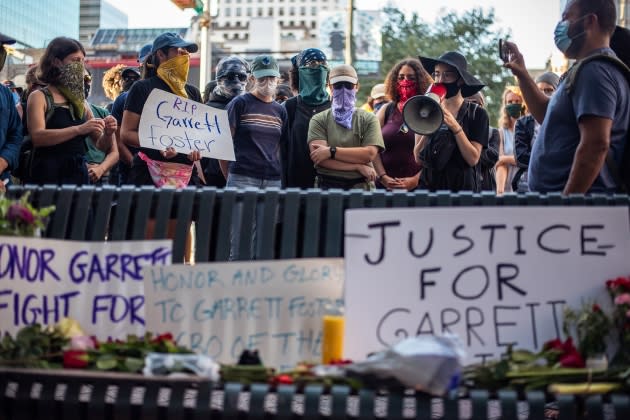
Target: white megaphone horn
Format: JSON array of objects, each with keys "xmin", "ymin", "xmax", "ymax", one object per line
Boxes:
[{"xmin": 402, "ymin": 83, "xmax": 447, "ymax": 135}]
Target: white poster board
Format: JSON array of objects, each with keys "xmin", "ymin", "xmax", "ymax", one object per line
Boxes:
[
  {"xmin": 344, "ymin": 207, "xmax": 630, "ymax": 364},
  {"xmin": 0, "ymin": 237, "xmax": 172, "ymax": 339},
  {"xmin": 144, "ymin": 258, "xmax": 344, "ymax": 370},
  {"xmin": 138, "ymin": 89, "xmax": 235, "ymax": 160}
]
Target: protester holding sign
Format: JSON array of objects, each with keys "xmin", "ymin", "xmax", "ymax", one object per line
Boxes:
[{"xmin": 120, "ymin": 32, "xmax": 202, "ymax": 188}]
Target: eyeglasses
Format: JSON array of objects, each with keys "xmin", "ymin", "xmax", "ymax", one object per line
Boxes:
[
  {"xmin": 397, "ymin": 74, "xmax": 416, "ymax": 81},
  {"xmin": 221, "ymin": 72, "xmax": 248, "ymax": 82},
  {"xmin": 332, "ymin": 81, "xmax": 355, "ymax": 90},
  {"xmin": 431, "ymin": 70, "xmax": 458, "ymax": 81}
]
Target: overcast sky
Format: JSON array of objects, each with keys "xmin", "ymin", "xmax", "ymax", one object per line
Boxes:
[{"xmin": 107, "ymin": 0, "xmax": 561, "ymax": 69}]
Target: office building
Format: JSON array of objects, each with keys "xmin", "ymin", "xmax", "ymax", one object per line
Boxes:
[
  {"xmin": 0, "ymin": 0, "xmax": 80, "ymax": 48},
  {"xmin": 80, "ymin": 0, "xmax": 128, "ymax": 44}
]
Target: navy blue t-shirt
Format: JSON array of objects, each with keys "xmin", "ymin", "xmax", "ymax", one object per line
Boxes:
[
  {"xmin": 226, "ymin": 92, "xmax": 287, "ymax": 180},
  {"xmin": 529, "ymin": 49, "xmax": 630, "ymax": 193}
]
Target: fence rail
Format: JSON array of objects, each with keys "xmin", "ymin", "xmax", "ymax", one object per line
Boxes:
[
  {"xmin": 7, "ymin": 185, "xmax": 630, "ymax": 264},
  {"xmin": 1, "ymin": 368, "xmax": 630, "ymax": 419}
]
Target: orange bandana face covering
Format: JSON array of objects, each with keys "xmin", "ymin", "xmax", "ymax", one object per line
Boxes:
[{"xmin": 157, "ymin": 54, "xmax": 190, "ymax": 98}]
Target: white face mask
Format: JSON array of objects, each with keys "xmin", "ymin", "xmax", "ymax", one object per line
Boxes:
[{"xmin": 255, "ymin": 77, "xmax": 278, "ymax": 98}]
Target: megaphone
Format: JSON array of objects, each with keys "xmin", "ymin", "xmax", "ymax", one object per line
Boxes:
[{"xmin": 402, "ymin": 83, "xmax": 447, "ymax": 135}]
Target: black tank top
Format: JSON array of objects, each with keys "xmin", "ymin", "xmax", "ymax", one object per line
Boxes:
[{"xmin": 36, "ymin": 105, "xmax": 87, "ymax": 157}]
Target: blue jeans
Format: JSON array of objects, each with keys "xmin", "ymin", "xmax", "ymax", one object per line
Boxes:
[{"xmin": 226, "ymin": 173, "xmax": 281, "ymax": 260}]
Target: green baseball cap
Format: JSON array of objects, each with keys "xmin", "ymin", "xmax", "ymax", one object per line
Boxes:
[{"xmin": 251, "ymin": 55, "xmax": 280, "ymax": 78}]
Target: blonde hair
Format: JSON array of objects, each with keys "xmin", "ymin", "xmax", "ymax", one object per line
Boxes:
[
  {"xmin": 102, "ymin": 64, "xmax": 126, "ymax": 100},
  {"xmin": 498, "ymin": 85, "xmax": 525, "ymax": 129}
]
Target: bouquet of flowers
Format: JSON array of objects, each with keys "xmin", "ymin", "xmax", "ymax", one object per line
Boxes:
[
  {"xmin": 0, "ymin": 192, "xmax": 55, "ymax": 237},
  {"xmin": 563, "ymin": 302, "xmax": 611, "ymax": 359},
  {"xmin": 606, "ymin": 275, "xmax": 630, "ymax": 365}
]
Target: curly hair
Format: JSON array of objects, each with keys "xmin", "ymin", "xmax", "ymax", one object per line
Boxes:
[
  {"xmin": 498, "ymin": 85, "xmax": 525, "ymax": 129},
  {"xmin": 37, "ymin": 37, "xmax": 85, "ymax": 85},
  {"xmin": 383, "ymin": 58, "xmax": 433, "ymax": 104},
  {"xmin": 102, "ymin": 64, "xmax": 127, "ymax": 100}
]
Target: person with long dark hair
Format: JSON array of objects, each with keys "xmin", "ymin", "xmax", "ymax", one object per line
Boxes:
[
  {"xmin": 26, "ymin": 36, "xmax": 115, "ymax": 185},
  {"xmin": 374, "ymin": 58, "xmax": 432, "ymax": 191}
]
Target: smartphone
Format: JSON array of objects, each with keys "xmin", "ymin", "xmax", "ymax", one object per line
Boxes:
[{"xmin": 499, "ymin": 39, "xmax": 510, "ymax": 63}]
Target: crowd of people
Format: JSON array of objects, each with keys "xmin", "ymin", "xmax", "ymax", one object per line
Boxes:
[{"xmin": 0, "ymin": 0, "xmax": 628, "ymax": 198}]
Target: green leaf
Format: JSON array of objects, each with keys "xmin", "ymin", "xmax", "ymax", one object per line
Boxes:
[
  {"xmin": 124, "ymin": 357, "xmax": 144, "ymax": 373},
  {"xmin": 95, "ymin": 354, "xmax": 118, "ymax": 370}
]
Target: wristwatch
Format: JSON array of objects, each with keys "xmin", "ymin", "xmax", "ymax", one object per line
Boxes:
[{"xmin": 330, "ymin": 146, "xmax": 337, "ymax": 160}]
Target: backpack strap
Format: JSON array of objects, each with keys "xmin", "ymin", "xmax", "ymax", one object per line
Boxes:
[
  {"xmin": 40, "ymin": 87, "xmax": 56, "ymax": 123},
  {"xmin": 563, "ymin": 53, "xmax": 630, "ymax": 193}
]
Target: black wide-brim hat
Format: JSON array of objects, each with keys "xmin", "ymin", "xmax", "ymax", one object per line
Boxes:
[{"xmin": 419, "ymin": 51, "xmax": 485, "ymax": 97}]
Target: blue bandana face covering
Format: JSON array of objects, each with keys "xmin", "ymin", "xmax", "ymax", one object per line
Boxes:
[{"xmin": 332, "ymin": 87, "xmax": 356, "ymax": 129}]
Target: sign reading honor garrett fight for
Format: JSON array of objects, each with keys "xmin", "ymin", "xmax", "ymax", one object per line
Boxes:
[
  {"xmin": 138, "ymin": 90, "xmax": 235, "ymax": 160},
  {"xmin": 144, "ymin": 259, "xmax": 344, "ymax": 370},
  {"xmin": 0, "ymin": 237, "xmax": 172, "ymax": 339},
  {"xmin": 344, "ymin": 207, "xmax": 630, "ymax": 364}
]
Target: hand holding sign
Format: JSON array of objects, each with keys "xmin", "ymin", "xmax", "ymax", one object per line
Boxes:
[{"xmin": 138, "ymin": 90, "xmax": 235, "ymax": 160}]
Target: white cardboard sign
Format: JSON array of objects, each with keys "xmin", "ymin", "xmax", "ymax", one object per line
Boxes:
[
  {"xmin": 138, "ymin": 89, "xmax": 235, "ymax": 160},
  {"xmin": 0, "ymin": 237, "xmax": 172, "ymax": 339},
  {"xmin": 144, "ymin": 258, "xmax": 344, "ymax": 370},
  {"xmin": 344, "ymin": 207, "xmax": 630, "ymax": 364}
]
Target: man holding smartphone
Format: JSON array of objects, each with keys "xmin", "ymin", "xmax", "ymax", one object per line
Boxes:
[{"xmin": 502, "ymin": 0, "xmax": 629, "ymax": 195}]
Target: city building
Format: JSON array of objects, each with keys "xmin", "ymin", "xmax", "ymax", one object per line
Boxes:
[
  {"xmin": 80, "ymin": 0, "xmax": 128, "ymax": 44},
  {"xmin": 618, "ymin": 0, "xmax": 629, "ymax": 27},
  {"xmin": 0, "ymin": 0, "xmax": 80, "ymax": 49}
]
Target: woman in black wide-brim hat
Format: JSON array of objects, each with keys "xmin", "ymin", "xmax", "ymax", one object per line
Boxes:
[{"xmin": 412, "ymin": 51, "xmax": 490, "ymax": 192}]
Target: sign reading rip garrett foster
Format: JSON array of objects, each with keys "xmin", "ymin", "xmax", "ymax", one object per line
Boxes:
[{"xmin": 139, "ymin": 90, "xmax": 235, "ymax": 160}]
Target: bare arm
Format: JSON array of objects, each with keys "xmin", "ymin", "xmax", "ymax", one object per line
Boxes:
[
  {"xmin": 310, "ymin": 142, "xmax": 378, "ymax": 165},
  {"xmin": 116, "ymin": 124, "xmax": 134, "ymax": 165},
  {"xmin": 563, "ymin": 116, "xmax": 612, "ymax": 194},
  {"xmin": 120, "ymin": 110, "xmax": 141, "ymax": 148},
  {"xmin": 28, "ymin": 90, "xmax": 102, "ymax": 147},
  {"xmin": 503, "ymin": 41, "xmax": 550, "ymax": 124}
]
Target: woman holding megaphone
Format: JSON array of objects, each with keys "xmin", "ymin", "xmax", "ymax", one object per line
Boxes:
[{"xmin": 412, "ymin": 51, "xmax": 490, "ymax": 191}]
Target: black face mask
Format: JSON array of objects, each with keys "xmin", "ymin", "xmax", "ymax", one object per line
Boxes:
[{"xmin": 443, "ymin": 80, "xmax": 461, "ymax": 98}]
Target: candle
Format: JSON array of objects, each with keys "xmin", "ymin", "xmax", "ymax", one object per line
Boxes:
[{"xmin": 321, "ymin": 314, "xmax": 344, "ymax": 364}]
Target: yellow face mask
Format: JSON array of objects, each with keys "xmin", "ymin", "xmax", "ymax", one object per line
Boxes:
[{"xmin": 157, "ymin": 53, "xmax": 190, "ymax": 98}]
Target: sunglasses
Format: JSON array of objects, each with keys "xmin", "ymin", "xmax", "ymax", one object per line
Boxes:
[
  {"xmin": 332, "ymin": 81, "xmax": 355, "ymax": 90},
  {"xmin": 221, "ymin": 72, "xmax": 248, "ymax": 82}
]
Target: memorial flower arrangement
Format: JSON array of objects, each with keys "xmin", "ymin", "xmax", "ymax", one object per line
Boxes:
[
  {"xmin": 464, "ymin": 274, "xmax": 630, "ymax": 394},
  {"xmin": 0, "ymin": 318, "xmax": 192, "ymax": 373},
  {"xmin": 0, "ymin": 192, "xmax": 55, "ymax": 237}
]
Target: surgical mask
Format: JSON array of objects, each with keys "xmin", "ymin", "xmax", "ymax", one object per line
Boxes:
[
  {"xmin": 255, "ymin": 77, "xmax": 278, "ymax": 98},
  {"xmin": 157, "ymin": 54, "xmax": 190, "ymax": 98},
  {"xmin": 554, "ymin": 15, "xmax": 588, "ymax": 54},
  {"xmin": 396, "ymin": 79, "xmax": 417, "ymax": 106},
  {"xmin": 332, "ymin": 86, "xmax": 356, "ymax": 129},
  {"xmin": 505, "ymin": 103, "xmax": 524, "ymax": 118},
  {"xmin": 443, "ymin": 81, "xmax": 460, "ymax": 99},
  {"xmin": 298, "ymin": 65, "xmax": 329, "ymax": 106}
]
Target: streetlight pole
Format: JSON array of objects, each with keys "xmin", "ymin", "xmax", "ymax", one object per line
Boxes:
[
  {"xmin": 199, "ymin": 0, "xmax": 212, "ymax": 90},
  {"xmin": 345, "ymin": 0, "xmax": 353, "ymax": 65}
]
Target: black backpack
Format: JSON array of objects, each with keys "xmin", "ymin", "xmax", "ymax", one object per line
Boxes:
[
  {"xmin": 15, "ymin": 87, "xmax": 55, "ymax": 182},
  {"xmin": 564, "ymin": 53, "xmax": 630, "ymax": 193}
]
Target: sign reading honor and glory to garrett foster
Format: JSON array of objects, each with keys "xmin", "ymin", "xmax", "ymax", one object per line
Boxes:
[{"xmin": 344, "ymin": 207, "xmax": 630, "ymax": 364}]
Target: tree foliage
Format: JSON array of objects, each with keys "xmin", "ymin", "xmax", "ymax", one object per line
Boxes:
[{"xmin": 378, "ymin": 6, "xmax": 514, "ymax": 124}]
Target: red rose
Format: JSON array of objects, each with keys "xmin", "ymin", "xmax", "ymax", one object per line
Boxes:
[
  {"xmin": 592, "ymin": 304, "xmax": 602, "ymax": 313},
  {"xmin": 543, "ymin": 338, "xmax": 563, "ymax": 351},
  {"xmin": 152, "ymin": 333, "xmax": 174, "ymax": 344},
  {"xmin": 561, "ymin": 337, "xmax": 578, "ymax": 354},
  {"xmin": 275, "ymin": 374, "xmax": 293, "ymax": 384},
  {"xmin": 63, "ymin": 350, "xmax": 89, "ymax": 369},
  {"xmin": 559, "ymin": 351, "xmax": 585, "ymax": 368}
]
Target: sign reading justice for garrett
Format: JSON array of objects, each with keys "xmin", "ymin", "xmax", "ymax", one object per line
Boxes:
[
  {"xmin": 344, "ymin": 207, "xmax": 630, "ymax": 364},
  {"xmin": 138, "ymin": 89, "xmax": 235, "ymax": 160}
]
